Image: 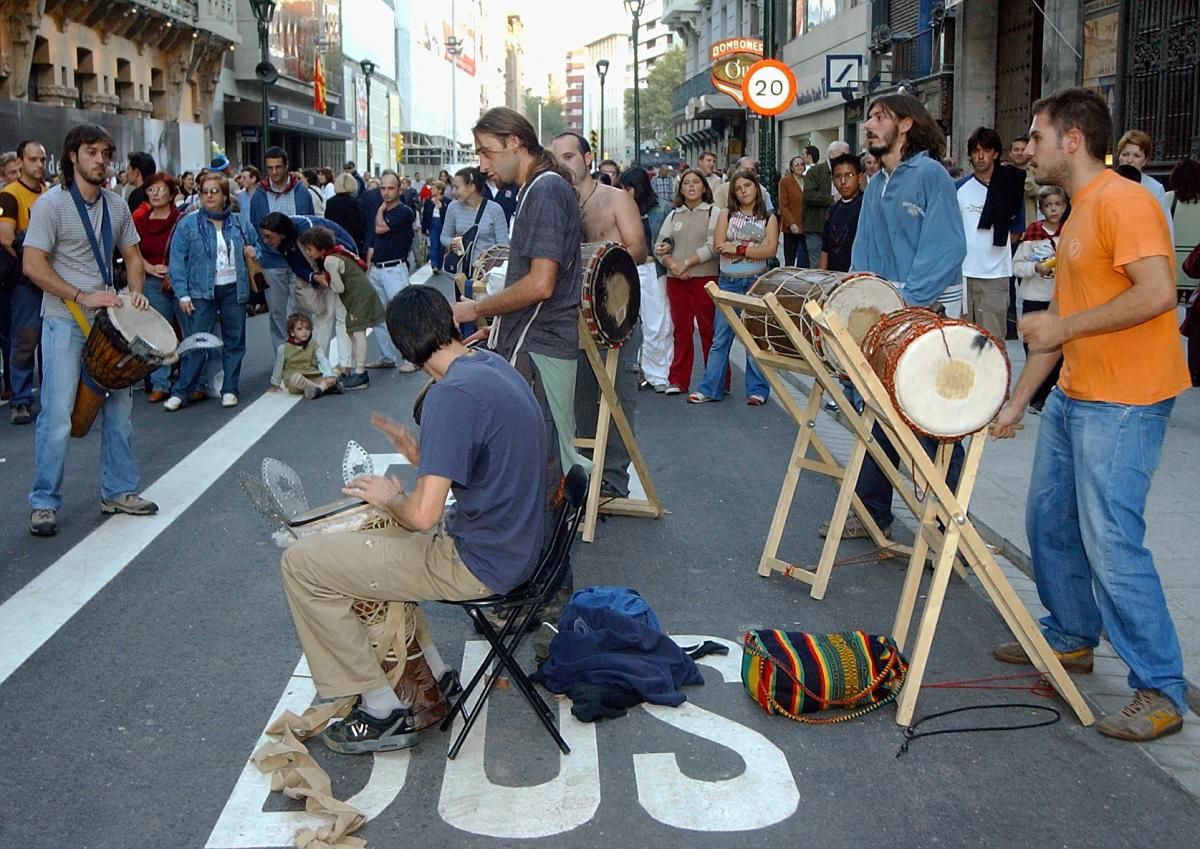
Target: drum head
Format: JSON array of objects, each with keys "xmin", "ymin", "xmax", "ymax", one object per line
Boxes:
[
  {"xmin": 288, "ymin": 497, "xmax": 367, "ymax": 528},
  {"xmin": 583, "ymin": 242, "xmax": 640, "ymax": 346},
  {"xmin": 821, "ymin": 274, "xmax": 904, "ymax": 373},
  {"xmin": 892, "ymin": 324, "xmax": 1009, "ymax": 438},
  {"xmin": 106, "ymin": 294, "xmax": 177, "ymax": 356}
]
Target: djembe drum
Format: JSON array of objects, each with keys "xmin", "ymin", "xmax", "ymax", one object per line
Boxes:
[
  {"xmin": 861, "ymin": 308, "xmax": 1010, "ymax": 441},
  {"xmin": 287, "ymin": 499, "xmax": 449, "ymax": 730},
  {"xmin": 580, "ymin": 241, "xmax": 640, "ymax": 347}
]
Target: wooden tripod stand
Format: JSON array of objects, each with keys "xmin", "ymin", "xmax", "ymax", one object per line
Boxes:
[{"xmin": 574, "ymin": 314, "xmax": 664, "ymax": 542}]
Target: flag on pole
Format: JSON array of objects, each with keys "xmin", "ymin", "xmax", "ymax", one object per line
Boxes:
[{"xmin": 313, "ymin": 49, "xmax": 327, "ymax": 114}]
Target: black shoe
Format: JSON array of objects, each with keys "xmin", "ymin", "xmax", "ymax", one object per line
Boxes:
[
  {"xmin": 30, "ymin": 508, "xmax": 57, "ymax": 537},
  {"xmin": 437, "ymin": 669, "xmax": 463, "ymax": 701},
  {"xmin": 321, "ymin": 706, "xmax": 418, "ymax": 754},
  {"xmin": 342, "ymin": 371, "xmax": 369, "ymax": 391},
  {"xmin": 11, "ymin": 405, "xmax": 31, "ymax": 425}
]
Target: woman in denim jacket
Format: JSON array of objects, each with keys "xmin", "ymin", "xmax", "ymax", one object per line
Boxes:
[{"xmin": 165, "ymin": 172, "xmax": 250, "ymax": 411}]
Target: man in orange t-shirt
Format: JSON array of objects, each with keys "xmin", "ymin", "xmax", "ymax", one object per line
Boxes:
[{"xmin": 990, "ymin": 88, "xmax": 1192, "ymax": 742}]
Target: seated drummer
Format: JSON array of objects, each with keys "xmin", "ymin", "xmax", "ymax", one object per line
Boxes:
[{"xmin": 280, "ymin": 285, "xmax": 548, "ymax": 754}]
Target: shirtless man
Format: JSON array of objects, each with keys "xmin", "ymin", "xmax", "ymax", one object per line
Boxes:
[{"xmin": 550, "ymin": 132, "xmax": 646, "ymax": 497}]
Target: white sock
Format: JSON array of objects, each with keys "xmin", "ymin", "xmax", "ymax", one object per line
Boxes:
[
  {"xmin": 418, "ymin": 635, "xmax": 450, "ymax": 679},
  {"xmin": 360, "ymin": 684, "xmax": 404, "ymax": 719}
]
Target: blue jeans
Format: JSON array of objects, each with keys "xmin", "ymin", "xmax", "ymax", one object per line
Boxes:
[
  {"xmin": 3, "ymin": 278, "xmax": 42, "ymax": 407},
  {"xmin": 143, "ymin": 276, "xmax": 180, "ymax": 393},
  {"xmin": 1028, "ymin": 389, "xmax": 1186, "ymax": 710},
  {"xmin": 29, "ymin": 316, "xmax": 139, "ymax": 510},
  {"xmin": 173, "ymin": 285, "xmax": 247, "ymax": 399},
  {"xmin": 696, "ymin": 274, "xmax": 769, "ymax": 400},
  {"xmin": 856, "ymin": 424, "xmax": 964, "ymax": 529}
]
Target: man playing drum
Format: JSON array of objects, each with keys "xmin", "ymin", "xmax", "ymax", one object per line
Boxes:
[
  {"xmin": 23, "ymin": 123, "xmax": 157, "ymax": 538},
  {"xmin": 550, "ymin": 131, "xmax": 647, "ymax": 498},
  {"xmin": 451, "ymin": 107, "xmax": 585, "ymax": 477},
  {"xmin": 821, "ymin": 94, "xmax": 968, "ymax": 543},
  {"xmin": 990, "ymin": 88, "xmax": 1193, "ymax": 741},
  {"xmin": 281, "ymin": 286, "xmax": 547, "ymax": 753}
]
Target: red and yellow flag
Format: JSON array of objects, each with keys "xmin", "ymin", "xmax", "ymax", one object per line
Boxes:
[{"xmin": 313, "ymin": 49, "xmax": 327, "ymax": 114}]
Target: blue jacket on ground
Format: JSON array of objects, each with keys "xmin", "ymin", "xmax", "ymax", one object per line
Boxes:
[
  {"xmin": 533, "ymin": 604, "xmax": 703, "ymax": 706},
  {"xmin": 249, "ymin": 177, "xmax": 315, "ymax": 269},
  {"xmin": 851, "ymin": 150, "xmax": 966, "ymax": 309},
  {"xmin": 278, "ymin": 215, "xmax": 358, "ymax": 284},
  {"xmin": 168, "ymin": 211, "xmax": 251, "ymax": 303}
]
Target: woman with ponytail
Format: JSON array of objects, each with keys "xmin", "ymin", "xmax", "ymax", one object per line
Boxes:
[{"xmin": 165, "ymin": 171, "xmax": 250, "ymax": 411}]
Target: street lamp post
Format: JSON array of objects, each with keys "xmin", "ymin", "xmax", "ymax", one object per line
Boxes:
[
  {"xmin": 595, "ymin": 59, "xmax": 609, "ymax": 160},
  {"xmin": 760, "ymin": 0, "xmax": 779, "ymax": 205},
  {"xmin": 624, "ymin": 0, "xmax": 645, "ymax": 166},
  {"xmin": 360, "ymin": 59, "xmax": 375, "ymax": 175},
  {"xmin": 249, "ymin": 0, "xmax": 278, "ymax": 157},
  {"xmin": 447, "ymin": 1, "xmax": 462, "ymax": 170}
]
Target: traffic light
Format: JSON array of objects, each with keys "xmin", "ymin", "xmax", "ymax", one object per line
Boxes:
[{"xmin": 589, "ymin": 130, "xmax": 599, "ymax": 153}]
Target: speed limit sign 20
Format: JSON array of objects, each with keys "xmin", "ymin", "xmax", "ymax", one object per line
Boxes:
[{"xmin": 741, "ymin": 59, "xmax": 797, "ymax": 117}]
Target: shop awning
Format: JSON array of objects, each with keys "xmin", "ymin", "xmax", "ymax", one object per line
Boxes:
[{"xmin": 225, "ymin": 101, "xmax": 354, "ymax": 141}]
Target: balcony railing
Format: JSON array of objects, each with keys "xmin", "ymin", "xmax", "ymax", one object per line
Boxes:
[
  {"xmin": 134, "ymin": 0, "xmax": 200, "ymax": 21},
  {"xmin": 672, "ymin": 68, "xmax": 716, "ymax": 114}
]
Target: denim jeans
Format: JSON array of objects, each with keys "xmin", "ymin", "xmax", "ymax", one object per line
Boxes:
[
  {"xmin": 3, "ymin": 277, "xmax": 43, "ymax": 407},
  {"xmin": 696, "ymin": 273, "xmax": 769, "ymax": 400},
  {"xmin": 143, "ymin": 275, "xmax": 181, "ymax": 393},
  {"xmin": 262, "ymin": 266, "xmax": 294, "ymax": 352},
  {"xmin": 173, "ymin": 285, "xmax": 247, "ymax": 399},
  {"xmin": 29, "ymin": 316, "xmax": 139, "ymax": 510},
  {"xmin": 1028, "ymin": 388, "xmax": 1186, "ymax": 710}
]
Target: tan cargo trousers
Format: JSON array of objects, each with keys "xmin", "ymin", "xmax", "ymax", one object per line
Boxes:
[{"xmin": 280, "ymin": 523, "xmax": 494, "ymax": 698}]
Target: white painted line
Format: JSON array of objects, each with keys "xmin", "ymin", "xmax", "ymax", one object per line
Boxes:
[{"xmin": 0, "ymin": 392, "xmax": 300, "ymax": 687}]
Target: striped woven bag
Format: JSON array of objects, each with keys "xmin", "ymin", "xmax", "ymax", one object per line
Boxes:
[{"xmin": 741, "ymin": 630, "xmax": 908, "ymax": 724}]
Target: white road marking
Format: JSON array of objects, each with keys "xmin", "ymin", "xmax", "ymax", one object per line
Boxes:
[
  {"xmin": 635, "ymin": 637, "xmax": 799, "ymax": 831},
  {"xmin": 0, "ymin": 392, "xmax": 300, "ymax": 686},
  {"xmin": 438, "ymin": 639, "xmax": 601, "ymax": 838},
  {"xmin": 206, "ymin": 657, "xmax": 411, "ymax": 849}
]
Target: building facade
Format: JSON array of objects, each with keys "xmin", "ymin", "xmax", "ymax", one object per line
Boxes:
[
  {"xmin": 564, "ymin": 49, "xmax": 586, "ymax": 134},
  {"xmin": 0, "ymin": 0, "xmax": 240, "ymax": 174},
  {"xmin": 583, "ymin": 31, "xmax": 632, "ymax": 164}
]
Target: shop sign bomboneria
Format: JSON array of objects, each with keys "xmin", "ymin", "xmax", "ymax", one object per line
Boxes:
[{"xmin": 710, "ymin": 37, "xmax": 764, "ymax": 105}]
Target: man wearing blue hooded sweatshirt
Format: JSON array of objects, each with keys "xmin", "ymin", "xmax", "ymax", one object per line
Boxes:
[{"xmin": 822, "ymin": 94, "xmax": 968, "ymax": 542}]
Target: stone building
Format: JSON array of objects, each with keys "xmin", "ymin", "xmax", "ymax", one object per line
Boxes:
[{"xmin": 0, "ymin": 0, "xmax": 240, "ymax": 173}]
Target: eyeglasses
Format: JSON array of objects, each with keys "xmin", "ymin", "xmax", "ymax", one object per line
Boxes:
[{"xmin": 201, "ymin": 187, "xmax": 224, "ymax": 195}]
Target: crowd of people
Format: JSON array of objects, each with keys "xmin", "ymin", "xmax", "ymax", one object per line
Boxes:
[{"xmin": 1, "ymin": 87, "xmax": 1196, "ymax": 753}]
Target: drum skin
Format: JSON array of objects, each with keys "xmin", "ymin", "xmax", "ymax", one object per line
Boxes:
[
  {"xmin": 581, "ymin": 241, "xmax": 640, "ymax": 347},
  {"xmin": 863, "ymin": 308, "xmax": 1011, "ymax": 441}
]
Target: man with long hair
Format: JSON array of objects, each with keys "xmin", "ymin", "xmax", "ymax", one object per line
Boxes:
[
  {"xmin": 452, "ymin": 107, "xmax": 584, "ymax": 478},
  {"xmin": 22, "ymin": 123, "xmax": 157, "ymax": 537},
  {"xmin": 822, "ymin": 94, "xmax": 967, "ymax": 543},
  {"xmin": 991, "ymin": 88, "xmax": 1192, "ymax": 741}
]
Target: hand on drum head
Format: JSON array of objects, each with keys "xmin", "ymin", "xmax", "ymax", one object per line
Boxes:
[
  {"xmin": 989, "ymin": 402, "xmax": 1024, "ymax": 440},
  {"xmin": 451, "ymin": 297, "xmax": 478, "ymax": 325},
  {"xmin": 343, "ymin": 473, "xmax": 404, "ymax": 511},
  {"xmin": 79, "ymin": 290, "xmax": 123, "ymax": 310},
  {"xmin": 125, "ymin": 291, "xmax": 150, "ymax": 311},
  {"xmin": 371, "ymin": 412, "xmax": 420, "ymax": 464}
]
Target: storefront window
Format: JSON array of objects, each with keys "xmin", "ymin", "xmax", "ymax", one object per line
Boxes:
[
  {"xmin": 1081, "ymin": 8, "xmax": 1118, "ymax": 115},
  {"xmin": 793, "ymin": 0, "xmax": 837, "ymax": 37}
]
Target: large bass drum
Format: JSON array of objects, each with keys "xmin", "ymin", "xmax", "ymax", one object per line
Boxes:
[{"xmin": 862, "ymin": 308, "xmax": 1010, "ymax": 441}]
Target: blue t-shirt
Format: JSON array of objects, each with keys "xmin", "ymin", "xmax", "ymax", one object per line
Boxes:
[{"xmin": 417, "ymin": 349, "xmax": 547, "ymax": 593}]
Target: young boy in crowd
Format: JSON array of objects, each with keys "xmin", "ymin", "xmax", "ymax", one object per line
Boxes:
[{"xmin": 819, "ymin": 153, "xmax": 865, "ymax": 272}]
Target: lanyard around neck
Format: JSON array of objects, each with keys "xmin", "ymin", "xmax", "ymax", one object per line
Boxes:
[{"xmin": 69, "ymin": 182, "xmax": 114, "ymax": 289}]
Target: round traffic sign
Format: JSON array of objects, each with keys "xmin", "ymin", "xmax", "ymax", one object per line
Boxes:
[{"xmin": 741, "ymin": 59, "xmax": 797, "ymax": 117}]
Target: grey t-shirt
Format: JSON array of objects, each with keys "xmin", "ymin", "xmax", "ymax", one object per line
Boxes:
[
  {"xmin": 23, "ymin": 185, "xmax": 140, "ymax": 321},
  {"xmin": 494, "ymin": 171, "xmax": 582, "ymax": 360}
]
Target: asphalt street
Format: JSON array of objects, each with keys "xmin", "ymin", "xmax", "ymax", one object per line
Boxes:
[{"xmin": 1, "ymin": 295, "xmax": 1198, "ymax": 849}]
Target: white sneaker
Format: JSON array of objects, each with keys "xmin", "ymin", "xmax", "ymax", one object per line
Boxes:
[
  {"xmin": 221, "ymin": 393, "xmax": 239, "ymax": 408},
  {"xmin": 163, "ymin": 396, "xmax": 183, "ymax": 412}
]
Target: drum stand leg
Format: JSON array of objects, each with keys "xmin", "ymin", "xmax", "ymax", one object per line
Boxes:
[
  {"xmin": 705, "ymin": 284, "xmax": 909, "ymax": 599},
  {"xmin": 576, "ymin": 318, "xmax": 664, "ymax": 543},
  {"xmin": 803, "ymin": 302, "xmax": 1093, "ymax": 726}
]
